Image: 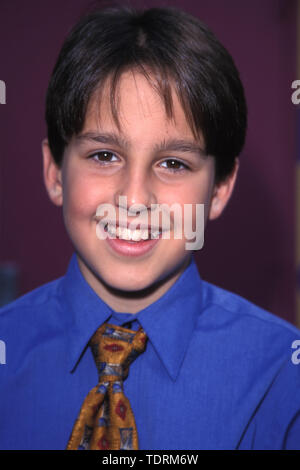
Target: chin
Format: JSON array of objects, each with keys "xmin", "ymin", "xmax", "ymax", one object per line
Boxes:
[{"xmin": 105, "ymin": 273, "xmax": 156, "ymax": 293}]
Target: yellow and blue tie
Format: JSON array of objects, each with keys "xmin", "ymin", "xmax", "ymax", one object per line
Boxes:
[{"xmin": 67, "ymin": 323, "xmax": 147, "ymax": 450}]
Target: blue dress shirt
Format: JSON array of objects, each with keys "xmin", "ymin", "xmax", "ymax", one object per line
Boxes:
[{"xmin": 0, "ymin": 253, "xmax": 300, "ymax": 450}]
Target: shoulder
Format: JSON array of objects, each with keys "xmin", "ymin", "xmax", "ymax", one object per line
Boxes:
[
  {"xmin": 196, "ymin": 279, "xmax": 300, "ymax": 371},
  {"xmin": 198, "ymin": 280, "xmax": 300, "ymax": 448},
  {"xmin": 0, "ymin": 275, "xmax": 69, "ymax": 374},
  {"xmin": 0, "ymin": 276, "xmax": 63, "ymax": 313},
  {"xmin": 0, "ymin": 276, "xmax": 65, "ymax": 337},
  {"xmin": 200, "ymin": 279, "xmax": 300, "ymax": 338}
]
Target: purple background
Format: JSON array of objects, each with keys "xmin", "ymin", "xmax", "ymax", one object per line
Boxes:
[{"xmin": 0, "ymin": 0, "xmax": 297, "ymax": 323}]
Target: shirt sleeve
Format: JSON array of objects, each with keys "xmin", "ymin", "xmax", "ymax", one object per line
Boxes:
[
  {"xmin": 283, "ymin": 410, "xmax": 300, "ymax": 450},
  {"xmin": 238, "ymin": 356, "xmax": 300, "ymax": 450}
]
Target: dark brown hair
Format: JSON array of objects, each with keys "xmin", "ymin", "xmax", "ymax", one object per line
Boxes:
[{"xmin": 45, "ymin": 5, "xmax": 247, "ymax": 183}]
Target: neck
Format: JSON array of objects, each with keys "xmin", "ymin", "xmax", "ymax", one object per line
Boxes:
[{"xmin": 76, "ymin": 255, "xmax": 191, "ymax": 314}]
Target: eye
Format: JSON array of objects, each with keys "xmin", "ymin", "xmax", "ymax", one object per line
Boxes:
[
  {"xmin": 88, "ymin": 151, "xmax": 119, "ymax": 164},
  {"xmin": 160, "ymin": 159, "xmax": 189, "ymax": 172}
]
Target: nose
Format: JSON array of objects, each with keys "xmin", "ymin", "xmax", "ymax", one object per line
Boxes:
[{"xmin": 114, "ymin": 166, "xmax": 157, "ymax": 215}]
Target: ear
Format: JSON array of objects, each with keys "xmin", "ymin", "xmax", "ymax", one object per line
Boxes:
[
  {"xmin": 42, "ymin": 138, "xmax": 63, "ymax": 206},
  {"xmin": 208, "ymin": 158, "xmax": 239, "ymax": 220}
]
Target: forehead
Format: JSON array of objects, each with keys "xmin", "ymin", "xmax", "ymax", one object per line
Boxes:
[{"xmin": 81, "ymin": 69, "xmax": 202, "ymax": 145}]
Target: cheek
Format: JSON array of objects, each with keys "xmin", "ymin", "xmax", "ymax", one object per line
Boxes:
[
  {"xmin": 62, "ymin": 170, "xmax": 103, "ymax": 221},
  {"xmin": 162, "ymin": 179, "xmax": 213, "ymax": 234},
  {"xmin": 161, "ymin": 179, "xmax": 212, "ymax": 207}
]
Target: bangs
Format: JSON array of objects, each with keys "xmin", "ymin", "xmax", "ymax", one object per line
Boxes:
[
  {"xmin": 89, "ymin": 64, "xmax": 201, "ymax": 145},
  {"xmin": 45, "ymin": 6, "xmax": 247, "ymax": 182}
]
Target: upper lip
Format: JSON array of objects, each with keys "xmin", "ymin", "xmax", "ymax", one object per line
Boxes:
[{"xmin": 95, "ymin": 218, "xmax": 166, "ymax": 232}]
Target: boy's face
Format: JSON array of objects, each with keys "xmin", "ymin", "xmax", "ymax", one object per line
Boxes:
[{"xmin": 43, "ymin": 70, "xmax": 238, "ymax": 307}]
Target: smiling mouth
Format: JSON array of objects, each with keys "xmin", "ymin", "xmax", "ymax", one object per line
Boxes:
[{"xmin": 102, "ymin": 222, "xmax": 163, "ymax": 241}]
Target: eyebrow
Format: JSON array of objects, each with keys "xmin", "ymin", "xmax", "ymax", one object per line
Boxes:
[
  {"xmin": 153, "ymin": 138, "xmax": 207, "ymax": 158},
  {"xmin": 76, "ymin": 132, "xmax": 130, "ymax": 150},
  {"xmin": 76, "ymin": 132, "xmax": 207, "ymax": 158}
]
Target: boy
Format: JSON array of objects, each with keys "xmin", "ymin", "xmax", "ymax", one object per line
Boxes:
[{"xmin": 1, "ymin": 5, "xmax": 300, "ymax": 450}]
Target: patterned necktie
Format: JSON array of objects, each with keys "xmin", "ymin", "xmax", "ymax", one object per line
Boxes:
[{"xmin": 66, "ymin": 323, "xmax": 148, "ymax": 450}]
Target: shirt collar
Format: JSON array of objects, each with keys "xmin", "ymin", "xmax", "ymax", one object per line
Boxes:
[
  {"xmin": 59, "ymin": 254, "xmax": 113, "ymax": 372},
  {"xmin": 136, "ymin": 258, "xmax": 203, "ymax": 381},
  {"xmin": 59, "ymin": 253, "xmax": 203, "ymax": 380}
]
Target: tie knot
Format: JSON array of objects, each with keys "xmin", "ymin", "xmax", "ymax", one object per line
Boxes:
[{"xmin": 90, "ymin": 323, "xmax": 147, "ymax": 382}]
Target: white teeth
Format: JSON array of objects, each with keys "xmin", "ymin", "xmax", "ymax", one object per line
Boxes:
[
  {"xmin": 151, "ymin": 230, "xmax": 160, "ymax": 239},
  {"xmin": 141, "ymin": 230, "xmax": 149, "ymax": 240},
  {"xmin": 116, "ymin": 227, "xmax": 129, "ymax": 240},
  {"xmin": 104, "ymin": 223, "xmax": 160, "ymax": 241},
  {"xmin": 132, "ymin": 230, "xmax": 142, "ymax": 241},
  {"xmin": 106, "ymin": 224, "xmax": 116, "ymax": 237}
]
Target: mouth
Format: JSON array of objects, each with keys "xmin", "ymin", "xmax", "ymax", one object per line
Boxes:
[
  {"xmin": 98, "ymin": 220, "xmax": 167, "ymax": 242},
  {"xmin": 95, "ymin": 220, "xmax": 167, "ymax": 257}
]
